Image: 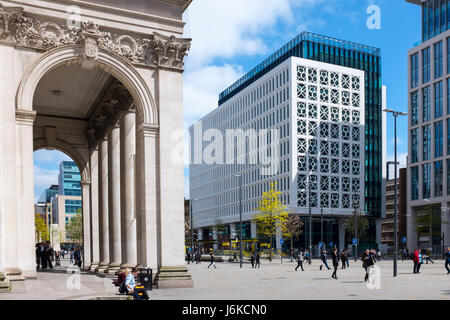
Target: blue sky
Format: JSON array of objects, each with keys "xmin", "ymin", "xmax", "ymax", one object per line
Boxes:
[{"xmin": 33, "ymin": 0, "xmax": 420, "ymax": 201}]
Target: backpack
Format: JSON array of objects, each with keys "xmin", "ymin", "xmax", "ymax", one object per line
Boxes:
[{"xmin": 118, "ymin": 280, "xmax": 127, "ymax": 294}]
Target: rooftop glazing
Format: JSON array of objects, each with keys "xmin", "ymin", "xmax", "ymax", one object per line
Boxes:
[{"xmin": 218, "ymin": 31, "xmax": 381, "ymax": 105}]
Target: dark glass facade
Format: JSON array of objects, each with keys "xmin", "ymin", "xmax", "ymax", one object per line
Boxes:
[
  {"xmin": 218, "ymin": 32, "xmax": 383, "ymax": 233},
  {"xmin": 421, "ymin": 0, "xmax": 450, "ymax": 42}
]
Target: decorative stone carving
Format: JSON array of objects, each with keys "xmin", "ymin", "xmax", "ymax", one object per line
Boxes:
[{"xmin": 0, "ymin": 4, "xmax": 191, "ymax": 70}]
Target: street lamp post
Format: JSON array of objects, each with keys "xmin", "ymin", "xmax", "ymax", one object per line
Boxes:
[
  {"xmin": 383, "ymin": 108, "xmax": 408, "ymax": 277},
  {"xmin": 353, "ymin": 197, "xmax": 358, "ymax": 262},
  {"xmin": 234, "ymin": 174, "xmax": 243, "ymax": 269},
  {"xmin": 320, "ymin": 207, "xmax": 323, "ymax": 255},
  {"xmin": 308, "ymin": 178, "xmax": 312, "ymax": 264}
]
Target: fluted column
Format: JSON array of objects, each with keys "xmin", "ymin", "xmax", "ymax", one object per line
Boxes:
[
  {"xmin": 107, "ymin": 124, "xmax": 122, "ymax": 274},
  {"xmin": 96, "ymin": 138, "xmax": 109, "ymax": 273},
  {"xmin": 120, "ymin": 107, "xmax": 137, "ymax": 268},
  {"xmin": 81, "ymin": 181, "xmax": 91, "ymax": 270},
  {"xmin": 89, "ymin": 147, "xmax": 100, "ymax": 271},
  {"xmin": 136, "ymin": 124, "xmax": 159, "ymax": 269}
]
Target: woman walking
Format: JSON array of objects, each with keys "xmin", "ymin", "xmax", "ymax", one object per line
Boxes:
[
  {"xmin": 295, "ymin": 251, "xmax": 304, "ymax": 271},
  {"xmin": 361, "ymin": 249, "xmax": 374, "ymax": 282},
  {"xmin": 208, "ymin": 252, "xmax": 216, "ymax": 269},
  {"xmin": 331, "ymin": 248, "xmax": 339, "ymax": 279}
]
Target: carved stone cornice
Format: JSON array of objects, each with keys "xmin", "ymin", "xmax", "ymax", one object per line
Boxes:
[
  {"xmin": 0, "ymin": 4, "xmax": 191, "ymax": 70},
  {"xmin": 86, "ymin": 82, "xmax": 138, "ymax": 146}
]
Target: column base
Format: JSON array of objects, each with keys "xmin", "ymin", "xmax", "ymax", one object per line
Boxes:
[
  {"xmin": 4, "ymin": 268, "xmax": 25, "ymax": 281},
  {"xmin": 0, "ymin": 273, "xmax": 11, "ymax": 293},
  {"xmin": 95, "ymin": 262, "xmax": 109, "ymax": 274},
  {"xmin": 106, "ymin": 262, "xmax": 121, "ymax": 275},
  {"xmin": 155, "ymin": 266, "xmax": 194, "ymax": 289},
  {"xmin": 89, "ymin": 262, "xmax": 99, "ymax": 272}
]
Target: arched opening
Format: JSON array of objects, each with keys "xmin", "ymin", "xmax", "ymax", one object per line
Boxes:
[{"xmin": 34, "ymin": 149, "xmax": 84, "ymax": 269}]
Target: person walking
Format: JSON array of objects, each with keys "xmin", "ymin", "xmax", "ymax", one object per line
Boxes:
[
  {"xmin": 250, "ymin": 252, "xmax": 255, "ymax": 268},
  {"xmin": 35, "ymin": 242, "xmax": 45, "ymax": 270},
  {"xmin": 331, "ymin": 248, "xmax": 339, "ymax": 279},
  {"xmin": 295, "ymin": 251, "xmax": 304, "ymax": 271},
  {"xmin": 44, "ymin": 241, "xmax": 54, "ymax": 269},
  {"xmin": 207, "ymin": 252, "xmax": 216, "ymax": 269},
  {"xmin": 305, "ymin": 249, "xmax": 311, "ymax": 265},
  {"xmin": 417, "ymin": 249, "xmax": 423, "ymax": 273},
  {"xmin": 255, "ymin": 251, "xmax": 260, "ymax": 268},
  {"xmin": 412, "ymin": 248, "xmax": 420, "ymax": 274},
  {"xmin": 345, "ymin": 249, "xmax": 351, "ymax": 268},
  {"xmin": 340, "ymin": 250, "xmax": 347, "ymax": 269},
  {"xmin": 69, "ymin": 248, "xmax": 74, "ymax": 264},
  {"xmin": 445, "ymin": 247, "xmax": 450, "ymax": 274},
  {"xmin": 361, "ymin": 249, "xmax": 374, "ymax": 282},
  {"xmin": 231, "ymin": 251, "xmax": 238, "ymax": 263},
  {"xmin": 74, "ymin": 247, "xmax": 82, "ymax": 268},
  {"xmin": 186, "ymin": 250, "xmax": 191, "ymax": 265},
  {"xmin": 320, "ymin": 250, "xmax": 330, "ymax": 270}
]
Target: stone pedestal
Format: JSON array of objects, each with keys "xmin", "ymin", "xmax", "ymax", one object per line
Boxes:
[
  {"xmin": 0, "ymin": 272, "xmax": 11, "ymax": 293},
  {"xmin": 155, "ymin": 266, "xmax": 194, "ymax": 289},
  {"xmin": 95, "ymin": 262, "xmax": 109, "ymax": 274},
  {"xmin": 4, "ymin": 268, "xmax": 25, "ymax": 281}
]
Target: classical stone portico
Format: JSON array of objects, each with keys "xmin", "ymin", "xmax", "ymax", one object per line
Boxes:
[{"xmin": 0, "ymin": 0, "xmax": 193, "ymax": 288}]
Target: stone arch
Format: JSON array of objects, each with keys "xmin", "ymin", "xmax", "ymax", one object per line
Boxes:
[
  {"xmin": 16, "ymin": 44, "xmax": 158, "ymax": 125},
  {"xmin": 33, "ymin": 138, "xmax": 90, "ymax": 183}
]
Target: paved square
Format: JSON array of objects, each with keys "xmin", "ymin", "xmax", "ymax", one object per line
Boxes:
[
  {"xmin": 0, "ymin": 259, "xmax": 448, "ymax": 300},
  {"xmin": 151, "ymin": 259, "xmax": 450, "ymax": 300}
]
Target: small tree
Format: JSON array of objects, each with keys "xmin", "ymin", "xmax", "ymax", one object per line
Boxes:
[
  {"xmin": 283, "ymin": 214, "xmax": 304, "ymax": 253},
  {"xmin": 344, "ymin": 212, "xmax": 369, "ymax": 242},
  {"xmin": 65, "ymin": 210, "xmax": 83, "ymax": 248},
  {"xmin": 253, "ymin": 182, "xmax": 289, "ymax": 262},
  {"xmin": 35, "ymin": 214, "xmax": 49, "ymax": 242}
]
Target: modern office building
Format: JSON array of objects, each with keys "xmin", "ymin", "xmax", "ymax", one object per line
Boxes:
[
  {"xmin": 382, "ymin": 168, "xmax": 407, "ymax": 251},
  {"xmin": 406, "ymin": 0, "xmax": 450, "ymax": 253},
  {"xmin": 37, "ymin": 184, "xmax": 59, "ymax": 226},
  {"xmin": 58, "ymin": 161, "xmax": 82, "ymax": 196},
  {"xmin": 190, "ymin": 32, "xmax": 385, "ymax": 253}
]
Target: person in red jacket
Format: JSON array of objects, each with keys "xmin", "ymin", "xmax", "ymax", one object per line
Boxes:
[{"xmin": 413, "ymin": 249, "xmax": 420, "ymax": 274}]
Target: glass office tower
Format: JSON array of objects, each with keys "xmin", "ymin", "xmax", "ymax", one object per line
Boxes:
[
  {"xmin": 407, "ymin": 0, "xmax": 450, "ymax": 253},
  {"xmin": 219, "ymin": 32, "xmax": 382, "ymax": 245},
  {"xmin": 58, "ymin": 161, "xmax": 81, "ymax": 196}
]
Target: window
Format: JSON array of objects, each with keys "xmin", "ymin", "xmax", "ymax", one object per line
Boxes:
[
  {"xmin": 411, "ymin": 91, "xmax": 419, "ymax": 126},
  {"xmin": 411, "ymin": 166, "xmax": 419, "ymax": 200},
  {"xmin": 423, "ymin": 86, "xmax": 431, "ymax": 122},
  {"xmin": 434, "ymin": 41, "xmax": 443, "ymax": 79},
  {"xmin": 435, "ymin": 81, "xmax": 443, "ymax": 118},
  {"xmin": 447, "ymin": 38, "xmax": 450, "ymax": 74},
  {"xmin": 423, "ymin": 163, "xmax": 431, "ymax": 199},
  {"xmin": 435, "ymin": 121, "xmax": 443, "ymax": 157},
  {"xmin": 423, "ymin": 125, "xmax": 431, "ymax": 161},
  {"xmin": 423, "ymin": 47, "xmax": 431, "ymax": 83},
  {"xmin": 411, "ymin": 128, "xmax": 419, "ymax": 163},
  {"xmin": 411, "ymin": 53, "xmax": 419, "ymax": 88},
  {"xmin": 435, "ymin": 160, "xmax": 443, "ymax": 197}
]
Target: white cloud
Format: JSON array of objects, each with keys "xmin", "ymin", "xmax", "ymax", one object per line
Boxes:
[
  {"xmin": 34, "ymin": 165, "xmax": 59, "ymax": 202},
  {"xmin": 34, "ymin": 149, "xmax": 72, "ymax": 164}
]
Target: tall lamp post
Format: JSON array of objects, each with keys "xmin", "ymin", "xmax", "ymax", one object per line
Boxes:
[
  {"xmin": 189, "ymin": 198, "xmax": 197, "ymax": 263},
  {"xmin": 383, "ymin": 108, "xmax": 408, "ymax": 277},
  {"xmin": 234, "ymin": 174, "xmax": 243, "ymax": 269},
  {"xmin": 308, "ymin": 178, "xmax": 312, "ymax": 264},
  {"xmin": 353, "ymin": 196, "xmax": 358, "ymax": 262}
]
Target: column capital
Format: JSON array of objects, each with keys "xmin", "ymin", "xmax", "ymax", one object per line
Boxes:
[{"xmin": 16, "ymin": 109, "xmax": 36, "ymax": 126}]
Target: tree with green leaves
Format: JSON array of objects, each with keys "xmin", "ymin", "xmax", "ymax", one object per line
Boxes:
[
  {"xmin": 35, "ymin": 214, "xmax": 49, "ymax": 242},
  {"xmin": 65, "ymin": 209, "xmax": 83, "ymax": 247},
  {"xmin": 344, "ymin": 212, "xmax": 369, "ymax": 242},
  {"xmin": 252, "ymin": 182, "xmax": 289, "ymax": 262}
]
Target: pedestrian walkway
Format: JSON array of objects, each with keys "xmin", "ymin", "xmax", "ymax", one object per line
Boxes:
[{"xmin": 1, "ymin": 259, "xmax": 448, "ymax": 300}]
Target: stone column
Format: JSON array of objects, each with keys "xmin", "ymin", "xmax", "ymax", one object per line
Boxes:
[
  {"xmin": 89, "ymin": 147, "xmax": 100, "ymax": 271},
  {"xmin": 107, "ymin": 124, "xmax": 122, "ymax": 275},
  {"xmin": 154, "ymin": 69, "xmax": 192, "ymax": 288},
  {"xmin": 96, "ymin": 138, "xmax": 109, "ymax": 273},
  {"xmin": 0, "ymin": 44, "xmax": 21, "ymax": 280},
  {"xmin": 136, "ymin": 124, "xmax": 159, "ymax": 270},
  {"xmin": 15, "ymin": 110, "xmax": 36, "ymax": 279},
  {"xmin": 81, "ymin": 181, "xmax": 91, "ymax": 270},
  {"xmin": 120, "ymin": 107, "xmax": 137, "ymax": 269}
]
